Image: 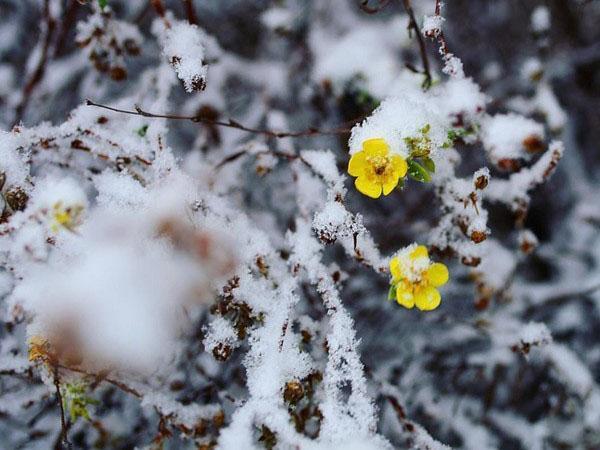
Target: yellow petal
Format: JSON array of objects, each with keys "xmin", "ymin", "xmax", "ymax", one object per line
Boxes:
[
  {"xmin": 389, "ymin": 257, "xmax": 402, "ymax": 281},
  {"xmin": 355, "ymin": 177, "xmax": 382, "ymax": 198},
  {"xmin": 390, "ymin": 155, "xmax": 408, "ymax": 178},
  {"xmin": 426, "ymin": 262, "xmax": 449, "ymax": 287},
  {"xmin": 382, "ymin": 175, "xmax": 399, "ymax": 196},
  {"xmin": 362, "ymin": 138, "xmax": 389, "ymax": 158},
  {"xmin": 414, "ymin": 286, "xmax": 441, "ymax": 311},
  {"xmin": 410, "ymin": 245, "xmax": 429, "ymax": 260},
  {"xmin": 348, "ymin": 151, "xmax": 367, "ymax": 177},
  {"xmin": 396, "ymin": 285, "xmax": 415, "ymax": 309}
]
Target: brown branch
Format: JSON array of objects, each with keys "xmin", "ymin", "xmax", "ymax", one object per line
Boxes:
[
  {"xmin": 182, "ymin": 0, "xmax": 198, "ymax": 25},
  {"xmin": 12, "ymin": 0, "xmax": 56, "ymax": 126},
  {"xmin": 57, "ymin": 363, "xmax": 142, "ymax": 398},
  {"xmin": 53, "ymin": 0, "xmax": 81, "ymax": 58},
  {"xmin": 151, "ymin": 0, "xmax": 171, "ymax": 28},
  {"xmin": 400, "ymin": 0, "xmax": 432, "ymax": 90},
  {"xmin": 359, "ymin": 0, "xmax": 391, "ymax": 14},
  {"xmin": 86, "ymin": 99, "xmax": 358, "ymax": 139}
]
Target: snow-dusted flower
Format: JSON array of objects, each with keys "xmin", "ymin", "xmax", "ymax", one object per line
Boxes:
[
  {"xmin": 348, "ymin": 138, "xmax": 407, "ymax": 198},
  {"xmin": 389, "ymin": 244, "xmax": 449, "ymax": 311},
  {"xmin": 50, "ymin": 201, "xmax": 84, "ymax": 233}
]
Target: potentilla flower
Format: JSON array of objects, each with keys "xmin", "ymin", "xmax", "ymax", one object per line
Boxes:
[
  {"xmin": 51, "ymin": 201, "xmax": 84, "ymax": 233},
  {"xmin": 389, "ymin": 244, "xmax": 449, "ymax": 311},
  {"xmin": 348, "ymin": 138, "xmax": 408, "ymax": 199}
]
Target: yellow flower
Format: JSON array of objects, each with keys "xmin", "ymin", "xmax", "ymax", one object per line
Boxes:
[
  {"xmin": 348, "ymin": 138, "xmax": 408, "ymax": 199},
  {"xmin": 389, "ymin": 244, "xmax": 449, "ymax": 311},
  {"xmin": 51, "ymin": 201, "xmax": 84, "ymax": 233}
]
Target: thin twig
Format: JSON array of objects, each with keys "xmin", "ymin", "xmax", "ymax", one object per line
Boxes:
[
  {"xmin": 53, "ymin": 366, "xmax": 72, "ymax": 449},
  {"xmin": 57, "ymin": 363, "xmax": 142, "ymax": 398},
  {"xmin": 359, "ymin": 0, "xmax": 391, "ymax": 14},
  {"xmin": 400, "ymin": 0, "xmax": 432, "ymax": 89},
  {"xmin": 86, "ymin": 99, "xmax": 358, "ymax": 139},
  {"xmin": 12, "ymin": 0, "xmax": 56, "ymax": 126}
]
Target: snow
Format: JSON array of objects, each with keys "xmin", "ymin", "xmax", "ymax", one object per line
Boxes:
[
  {"xmin": 0, "ymin": 1, "xmax": 592, "ymax": 448},
  {"xmin": 155, "ymin": 19, "xmax": 208, "ymax": 93},
  {"xmin": 531, "ymin": 6, "xmax": 551, "ymax": 33},
  {"xmin": 481, "ymin": 113, "xmax": 545, "ymax": 164},
  {"xmin": 422, "ymin": 15, "xmax": 445, "ymax": 38}
]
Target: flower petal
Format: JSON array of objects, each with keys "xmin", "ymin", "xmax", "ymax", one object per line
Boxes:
[
  {"xmin": 426, "ymin": 262, "xmax": 449, "ymax": 287},
  {"xmin": 348, "ymin": 151, "xmax": 367, "ymax": 177},
  {"xmin": 410, "ymin": 245, "xmax": 429, "ymax": 260},
  {"xmin": 390, "ymin": 155, "xmax": 408, "ymax": 178},
  {"xmin": 363, "ymin": 138, "xmax": 389, "ymax": 158},
  {"xmin": 389, "ymin": 257, "xmax": 402, "ymax": 281},
  {"xmin": 355, "ymin": 176, "xmax": 382, "ymax": 198},
  {"xmin": 396, "ymin": 285, "xmax": 415, "ymax": 309},
  {"xmin": 414, "ymin": 286, "xmax": 441, "ymax": 311},
  {"xmin": 382, "ymin": 176, "xmax": 399, "ymax": 196}
]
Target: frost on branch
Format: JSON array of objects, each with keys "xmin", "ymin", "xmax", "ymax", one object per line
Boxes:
[
  {"xmin": 1, "ymin": 0, "xmax": 598, "ymax": 449},
  {"xmin": 76, "ymin": 5, "xmax": 142, "ymax": 81},
  {"xmin": 154, "ymin": 18, "xmax": 208, "ymax": 93}
]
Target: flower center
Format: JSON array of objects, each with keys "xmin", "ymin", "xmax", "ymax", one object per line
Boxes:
[{"xmin": 367, "ymin": 155, "xmax": 390, "ymax": 177}]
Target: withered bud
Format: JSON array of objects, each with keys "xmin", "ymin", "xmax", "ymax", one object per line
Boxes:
[
  {"xmin": 461, "ymin": 256, "xmax": 481, "ymax": 267},
  {"xmin": 474, "ymin": 174, "xmax": 489, "ymax": 190},
  {"xmin": 497, "ymin": 158, "xmax": 521, "ymax": 172},
  {"xmin": 523, "ymin": 135, "xmax": 545, "ymax": 153},
  {"xmin": 470, "ymin": 230, "xmax": 488, "ymax": 244},
  {"xmin": 190, "ymin": 75, "xmax": 207, "ymax": 92},
  {"xmin": 283, "ymin": 380, "xmax": 304, "ymax": 404},
  {"xmin": 212, "ymin": 343, "xmax": 232, "ymax": 362},
  {"xmin": 213, "ymin": 410, "xmax": 225, "ymax": 428},
  {"xmin": 301, "ymin": 329, "xmax": 312, "ymax": 344},
  {"xmin": 474, "ymin": 297, "xmax": 490, "ymax": 311},
  {"xmin": 5, "ymin": 186, "xmax": 29, "ymax": 211},
  {"xmin": 169, "ymin": 379, "xmax": 185, "ymax": 391},
  {"xmin": 255, "ymin": 165, "xmax": 272, "ymax": 177},
  {"xmin": 317, "ymin": 231, "xmax": 336, "ymax": 245},
  {"xmin": 109, "ymin": 66, "xmax": 127, "ymax": 81},
  {"xmin": 518, "ymin": 230, "xmax": 538, "ymax": 255},
  {"xmin": 123, "ymin": 39, "xmax": 141, "ymax": 56},
  {"xmin": 256, "ymin": 256, "xmax": 269, "ymax": 277}
]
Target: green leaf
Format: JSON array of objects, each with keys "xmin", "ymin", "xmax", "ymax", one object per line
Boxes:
[
  {"xmin": 407, "ymin": 159, "xmax": 431, "ymax": 183},
  {"xmin": 137, "ymin": 125, "xmax": 148, "ymax": 137},
  {"xmin": 422, "ymin": 157, "xmax": 436, "ymax": 173},
  {"xmin": 98, "ymin": 0, "xmax": 108, "ymax": 9},
  {"xmin": 387, "ymin": 284, "xmax": 397, "ymax": 301},
  {"xmin": 62, "ymin": 382, "xmax": 99, "ymax": 423}
]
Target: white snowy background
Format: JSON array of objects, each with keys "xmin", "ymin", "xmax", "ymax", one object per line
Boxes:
[{"xmin": 0, "ymin": 0, "xmax": 599, "ymax": 449}]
